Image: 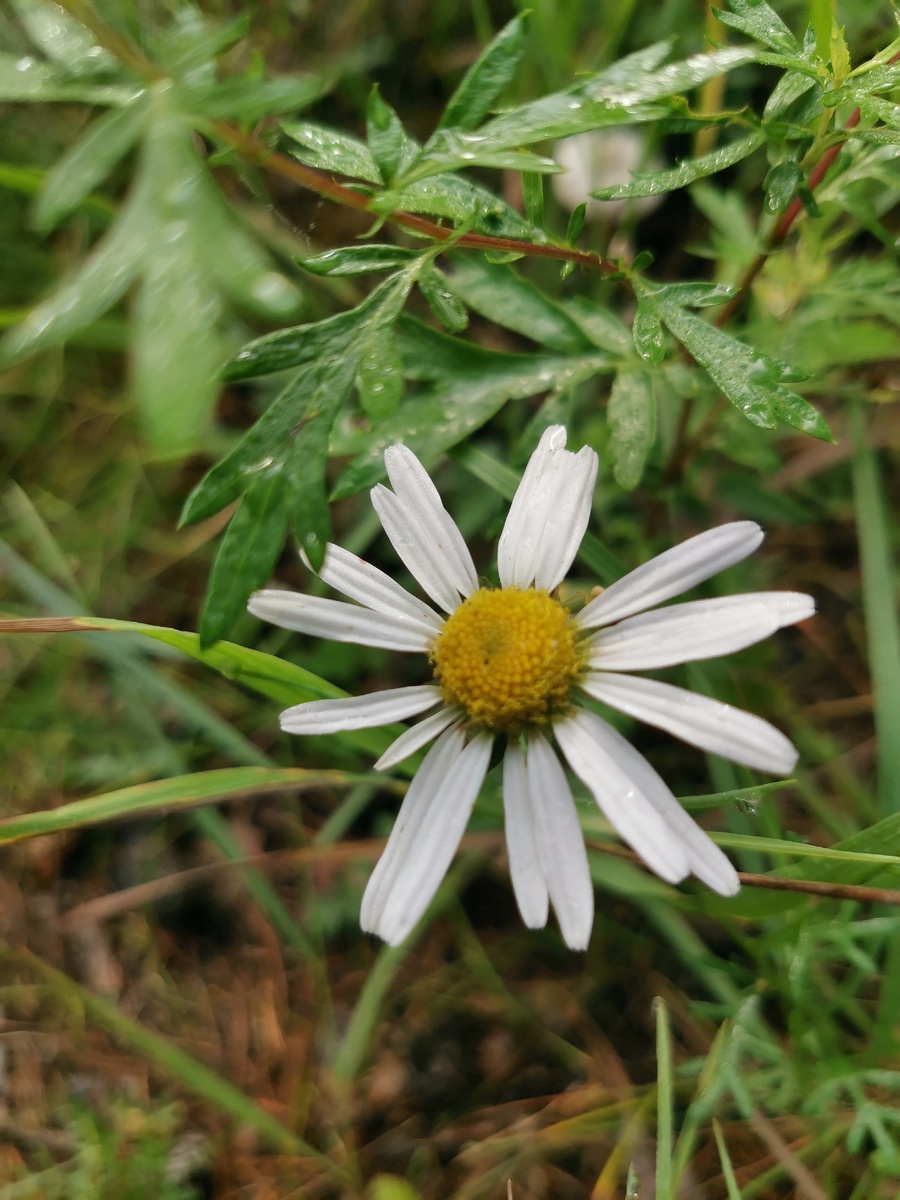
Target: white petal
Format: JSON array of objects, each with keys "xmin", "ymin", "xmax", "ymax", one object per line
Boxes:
[
  {"xmin": 365, "ymin": 731, "xmax": 492, "ymax": 944},
  {"xmin": 307, "ymin": 542, "xmax": 443, "ymax": 632},
  {"xmin": 569, "ymin": 714, "xmax": 740, "ymax": 896},
  {"xmin": 371, "ymin": 485, "xmax": 468, "ymax": 615},
  {"xmin": 714, "ymin": 590, "xmax": 815, "ymax": 627},
  {"xmin": 280, "ymin": 685, "xmax": 443, "ymax": 735},
  {"xmin": 502, "ymin": 744, "xmax": 550, "ymax": 931},
  {"xmin": 361, "ymin": 726, "xmax": 465, "ymax": 935},
  {"xmin": 581, "ymin": 672, "xmax": 798, "ymax": 774},
  {"xmin": 578, "ymin": 522, "xmax": 765, "ymax": 630},
  {"xmin": 248, "ymin": 590, "xmax": 433, "ymax": 652},
  {"xmin": 384, "ymin": 444, "xmax": 478, "ymax": 596},
  {"xmin": 533, "ymin": 447, "xmax": 599, "ymax": 592},
  {"xmin": 498, "ymin": 425, "xmax": 593, "ymax": 589},
  {"xmin": 374, "ymin": 706, "xmax": 463, "ymax": 771},
  {"xmin": 553, "ymin": 709, "xmax": 691, "ymax": 884},
  {"xmin": 524, "ymin": 734, "xmax": 594, "ymax": 951},
  {"xmin": 588, "ymin": 596, "xmax": 782, "ymax": 671}
]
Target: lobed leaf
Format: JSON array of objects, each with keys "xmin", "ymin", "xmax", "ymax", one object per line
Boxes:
[
  {"xmin": 713, "ymin": 0, "xmax": 799, "ymax": 54},
  {"xmin": 283, "ymin": 121, "xmax": 382, "ymax": 183}
]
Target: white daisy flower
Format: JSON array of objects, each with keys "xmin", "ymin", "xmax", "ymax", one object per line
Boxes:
[{"xmin": 248, "ymin": 427, "xmax": 813, "ymax": 951}]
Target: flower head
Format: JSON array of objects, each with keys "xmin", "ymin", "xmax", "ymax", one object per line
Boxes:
[{"xmin": 249, "ymin": 427, "xmax": 813, "ymax": 950}]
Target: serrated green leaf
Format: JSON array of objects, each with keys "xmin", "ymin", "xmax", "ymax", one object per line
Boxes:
[
  {"xmin": 438, "ymin": 14, "xmax": 526, "ymax": 131},
  {"xmin": 713, "ymin": 0, "xmax": 799, "ymax": 54},
  {"xmin": 405, "ymin": 45, "xmax": 758, "ymax": 178},
  {"xmin": 830, "ymin": 20, "xmax": 851, "ymax": 85},
  {"xmin": 592, "ymin": 131, "xmax": 766, "ymax": 200},
  {"xmin": 632, "ymin": 296, "xmax": 666, "ymax": 364},
  {"xmin": 418, "ymin": 265, "xmax": 469, "ymax": 332},
  {"xmin": 283, "ymin": 121, "xmax": 382, "ymax": 183},
  {"xmin": 185, "ymin": 74, "xmax": 327, "ymax": 122},
  {"xmin": 357, "ymin": 329, "xmax": 404, "ymax": 418},
  {"xmin": 179, "ymin": 369, "xmax": 315, "ymax": 526},
  {"xmin": 445, "ymin": 256, "xmax": 591, "ymax": 352},
  {"xmin": 133, "ymin": 223, "xmax": 224, "ymax": 456},
  {"xmin": 332, "ymin": 318, "xmax": 612, "ymax": 496},
  {"xmin": 396, "ymin": 172, "xmax": 544, "ymax": 240},
  {"xmin": 657, "ymin": 299, "xmax": 829, "ymax": 437},
  {"xmin": 608, "ymin": 368, "xmax": 656, "ymax": 489},
  {"xmin": 764, "ymin": 158, "xmax": 803, "ymax": 213},
  {"xmin": 566, "ymin": 202, "xmax": 586, "ymax": 245},
  {"xmin": 224, "ymin": 275, "xmax": 404, "ymax": 379},
  {"xmin": 199, "ymin": 470, "xmax": 289, "ymax": 646},
  {"xmin": 521, "ymin": 171, "xmax": 544, "ymax": 227},
  {"xmin": 367, "ymin": 84, "xmax": 415, "ymax": 184},
  {"xmin": 33, "ymin": 99, "xmax": 147, "ymax": 233},
  {"xmin": 763, "ymin": 69, "xmax": 818, "ymax": 118},
  {"xmin": 287, "ymin": 356, "xmax": 359, "ymax": 569},
  {"xmin": 301, "ymin": 245, "xmax": 421, "ymax": 276}
]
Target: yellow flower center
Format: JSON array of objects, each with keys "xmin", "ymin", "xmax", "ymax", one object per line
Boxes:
[{"xmin": 431, "ymin": 587, "xmax": 582, "ymax": 734}]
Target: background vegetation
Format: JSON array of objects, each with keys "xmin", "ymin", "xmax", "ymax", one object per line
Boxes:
[{"xmin": 1, "ymin": 0, "xmax": 899, "ymax": 1195}]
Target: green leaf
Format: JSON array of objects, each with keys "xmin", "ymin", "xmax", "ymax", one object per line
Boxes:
[
  {"xmin": 763, "ymin": 69, "xmax": 818, "ymax": 119},
  {"xmin": 0, "ymin": 160, "xmax": 153, "ymax": 368},
  {"xmin": 418, "ymin": 265, "xmax": 469, "ymax": 332},
  {"xmin": 713, "ymin": 0, "xmax": 799, "ymax": 53},
  {"xmin": 0, "ymin": 765, "xmax": 348, "ymax": 846},
  {"xmin": 285, "ymin": 355, "xmax": 365, "ymax": 568},
  {"xmin": 133, "ymin": 221, "xmax": 224, "ymax": 456},
  {"xmin": 395, "ymin": 172, "xmax": 544, "ymax": 240},
  {"xmin": 562, "ymin": 297, "xmax": 633, "ymax": 355},
  {"xmin": 10, "ymin": 0, "xmax": 115, "ymax": 73},
  {"xmin": 367, "ymin": 84, "xmax": 415, "ymax": 183},
  {"xmin": 657, "ymin": 298, "xmax": 831, "ymax": 439},
  {"xmin": 405, "ymin": 45, "xmax": 759, "ymax": 175},
  {"xmin": 444, "ymin": 256, "xmax": 592, "ymax": 352},
  {"xmin": 224, "ymin": 275, "xmax": 405, "ymax": 379},
  {"xmin": 829, "ymin": 20, "xmax": 851, "ymax": 85},
  {"xmin": 301, "ymin": 245, "xmax": 421, "ymax": 276},
  {"xmin": 396, "ymin": 138, "xmax": 561, "ymax": 187},
  {"xmin": 356, "ymin": 328, "xmax": 404, "ymax": 417},
  {"xmin": 763, "ymin": 158, "xmax": 802, "ymax": 213},
  {"xmin": 283, "ymin": 120, "xmax": 382, "ymax": 183},
  {"xmin": 199, "ymin": 470, "xmax": 289, "ymax": 646},
  {"xmin": 608, "ymin": 368, "xmax": 656, "ymax": 489},
  {"xmin": 180, "ymin": 369, "xmax": 316, "ymax": 525},
  {"xmin": 647, "ymin": 281, "xmax": 736, "ymax": 308},
  {"xmin": 0, "ymin": 51, "xmax": 132, "ymax": 103},
  {"xmin": 592, "ymin": 131, "xmax": 766, "ymax": 200},
  {"xmin": 566, "ymin": 202, "xmax": 587, "ymax": 246},
  {"xmin": 185, "ymin": 73, "xmax": 327, "ymax": 122},
  {"xmin": 438, "ymin": 14, "xmax": 526, "ymax": 131},
  {"xmin": 632, "ymin": 296, "xmax": 666, "ymax": 363},
  {"xmin": 332, "ymin": 317, "xmax": 612, "ymax": 496},
  {"xmin": 33, "ymin": 100, "xmax": 147, "ymax": 233},
  {"xmin": 521, "ymin": 171, "xmax": 544, "ymax": 228}
]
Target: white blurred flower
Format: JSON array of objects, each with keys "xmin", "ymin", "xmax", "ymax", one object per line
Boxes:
[
  {"xmin": 553, "ymin": 128, "xmax": 663, "ymax": 222},
  {"xmin": 249, "ymin": 427, "xmax": 812, "ymax": 950}
]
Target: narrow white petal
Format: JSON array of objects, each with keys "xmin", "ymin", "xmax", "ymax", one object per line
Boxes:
[
  {"xmin": 711, "ymin": 590, "xmax": 815, "ymax": 628},
  {"xmin": 497, "ymin": 425, "xmax": 566, "ymax": 588},
  {"xmin": 502, "ymin": 745, "xmax": 550, "ymax": 931},
  {"xmin": 554, "ymin": 709, "xmax": 691, "ymax": 884},
  {"xmin": 384, "ymin": 444, "xmax": 478, "ymax": 596},
  {"xmin": 371, "ymin": 485, "xmax": 467, "ymax": 614},
  {"xmin": 369, "ymin": 733, "xmax": 492, "ymax": 944},
  {"xmin": 581, "ymin": 672, "xmax": 798, "ymax": 774},
  {"xmin": 248, "ymin": 589, "xmax": 433, "ymax": 652},
  {"xmin": 570, "ymin": 714, "xmax": 740, "ymax": 896},
  {"xmin": 578, "ymin": 522, "xmax": 765, "ymax": 630},
  {"xmin": 533, "ymin": 446, "xmax": 599, "ymax": 592},
  {"xmin": 308, "ymin": 542, "xmax": 443, "ymax": 632},
  {"xmin": 588, "ymin": 597, "xmax": 781, "ymax": 671},
  {"xmin": 374, "ymin": 706, "xmax": 462, "ymax": 771},
  {"xmin": 361, "ymin": 727, "xmax": 466, "ymax": 934},
  {"xmin": 525, "ymin": 734, "xmax": 594, "ymax": 951},
  {"xmin": 280, "ymin": 685, "xmax": 443, "ymax": 736}
]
